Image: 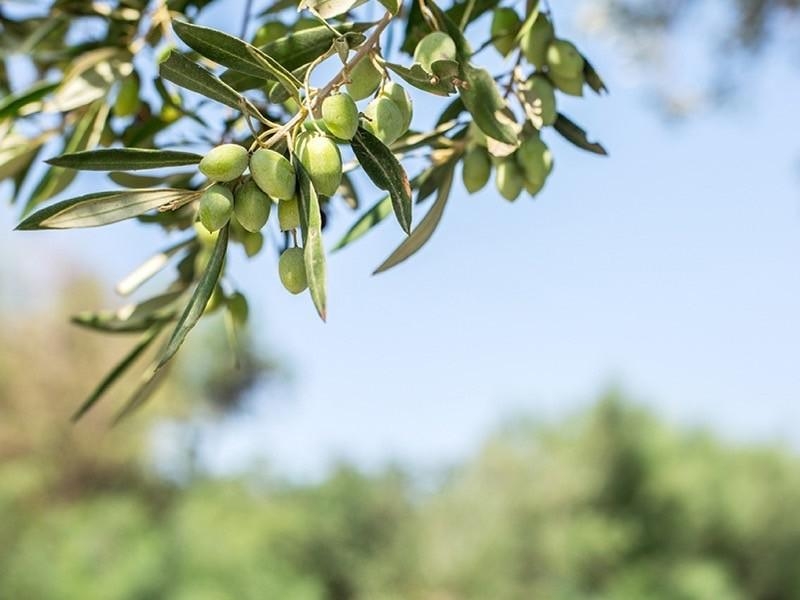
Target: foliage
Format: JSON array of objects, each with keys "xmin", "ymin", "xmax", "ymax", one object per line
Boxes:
[{"xmin": 1, "ymin": 0, "xmax": 606, "ymax": 416}]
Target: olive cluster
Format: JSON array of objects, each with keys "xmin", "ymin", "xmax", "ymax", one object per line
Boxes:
[
  {"xmin": 461, "ymin": 10, "xmax": 585, "ymax": 201},
  {"xmin": 194, "ymin": 70, "xmax": 416, "ymax": 296}
]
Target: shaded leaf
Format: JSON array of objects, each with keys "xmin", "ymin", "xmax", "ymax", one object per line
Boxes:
[
  {"xmin": 554, "ymin": 113, "xmax": 608, "ymax": 155},
  {"xmin": 48, "ymin": 148, "xmax": 202, "ymax": 171},
  {"xmin": 583, "ymin": 57, "xmax": 609, "ymax": 95},
  {"xmin": 374, "ymin": 162, "xmax": 455, "ymax": 274},
  {"xmin": 16, "ymin": 188, "xmax": 197, "ymax": 230},
  {"xmin": 385, "ymin": 62, "xmax": 455, "ymax": 96},
  {"xmin": 351, "ymin": 127, "xmax": 412, "ymax": 235},
  {"xmin": 156, "ymin": 224, "xmax": 229, "ymax": 370},
  {"xmin": 116, "ymin": 239, "xmax": 195, "ymax": 295},
  {"xmin": 0, "ymin": 81, "xmax": 59, "ymax": 120},
  {"xmin": 72, "ymin": 291, "xmax": 183, "ymax": 333}
]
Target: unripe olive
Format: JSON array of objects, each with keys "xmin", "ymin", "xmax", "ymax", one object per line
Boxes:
[
  {"xmin": 462, "ymin": 147, "xmax": 492, "ymax": 193},
  {"xmin": 241, "ymin": 231, "xmax": 264, "ymax": 257},
  {"xmin": 413, "ymin": 31, "xmax": 457, "ymax": 73},
  {"xmin": 199, "ymin": 144, "xmax": 249, "ymax": 182},
  {"xmin": 548, "ymin": 71, "xmax": 585, "ymax": 97},
  {"xmin": 198, "ymin": 184, "xmax": 233, "ymax": 232},
  {"xmin": 363, "ymin": 96, "xmax": 405, "ymax": 146},
  {"xmin": 278, "ymin": 196, "xmax": 301, "ymax": 231},
  {"xmin": 278, "ymin": 247, "xmax": 308, "ymax": 295},
  {"xmin": 114, "ymin": 74, "xmax": 140, "ymax": 118},
  {"xmin": 521, "ymin": 13, "xmax": 554, "ymax": 69},
  {"xmin": 297, "ymin": 134, "xmax": 342, "ymax": 197},
  {"xmin": 347, "ymin": 57, "xmax": 382, "ymax": 101},
  {"xmin": 524, "ymin": 74, "xmax": 558, "ymax": 126},
  {"xmin": 496, "ymin": 158, "xmax": 524, "ymax": 202},
  {"xmin": 226, "ymin": 291, "xmax": 249, "ymax": 325},
  {"xmin": 491, "ymin": 8, "xmax": 522, "ymax": 57},
  {"xmin": 194, "ymin": 221, "xmax": 219, "ymax": 246},
  {"xmin": 204, "ymin": 285, "xmax": 224, "ymax": 313},
  {"xmin": 250, "ymin": 148, "xmax": 296, "ymax": 200},
  {"xmin": 252, "ymin": 21, "xmax": 287, "ymax": 47},
  {"xmin": 546, "ymin": 39, "xmax": 584, "ymax": 79},
  {"xmin": 380, "ymin": 82, "xmax": 413, "ymax": 132},
  {"xmin": 525, "ymin": 176, "xmax": 546, "ymax": 198},
  {"xmin": 234, "ymin": 179, "xmax": 271, "ymax": 232},
  {"xmin": 321, "ymin": 93, "xmax": 359, "ymax": 140},
  {"xmin": 516, "ymin": 136, "xmax": 553, "ymax": 187}
]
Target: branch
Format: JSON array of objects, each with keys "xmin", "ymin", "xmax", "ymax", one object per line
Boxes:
[{"xmin": 311, "ymin": 11, "xmax": 394, "ymax": 115}]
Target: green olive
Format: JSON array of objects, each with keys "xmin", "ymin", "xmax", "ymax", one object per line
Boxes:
[
  {"xmin": 491, "ymin": 8, "xmax": 522, "ymax": 57},
  {"xmin": 278, "ymin": 196, "xmax": 301, "ymax": 231},
  {"xmin": 496, "ymin": 158, "xmax": 524, "ymax": 202},
  {"xmin": 522, "ymin": 74, "xmax": 558, "ymax": 125},
  {"xmin": 114, "ymin": 74, "xmax": 140, "ymax": 118},
  {"xmin": 278, "ymin": 247, "xmax": 308, "ymax": 294},
  {"xmin": 250, "ymin": 148, "xmax": 296, "ymax": 200},
  {"xmin": 363, "ymin": 96, "xmax": 405, "ymax": 146},
  {"xmin": 516, "ymin": 136, "xmax": 553, "ymax": 187},
  {"xmin": 321, "ymin": 93, "xmax": 359, "ymax": 140},
  {"xmin": 462, "ymin": 147, "xmax": 492, "ymax": 193},
  {"xmin": 548, "ymin": 71, "xmax": 585, "ymax": 97},
  {"xmin": 241, "ymin": 230, "xmax": 264, "ymax": 257},
  {"xmin": 198, "ymin": 184, "xmax": 233, "ymax": 232},
  {"xmin": 521, "ymin": 13, "xmax": 554, "ymax": 69},
  {"xmin": 546, "ymin": 39, "xmax": 585, "ymax": 79},
  {"xmin": 347, "ymin": 57, "xmax": 382, "ymax": 101},
  {"xmin": 380, "ymin": 82, "xmax": 413, "ymax": 132},
  {"xmin": 199, "ymin": 144, "xmax": 249, "ymax": 183},
  {"xmin": 413, "ymin": 31, "xmax": 457, "ymax": 72},
  {"xmin": 296, "ymin": 134, "xmax": 342, "ymax": 197},
  {"xmin": 226, "ymin": 291, "xmax": 249, "ymax": 325},
  {"xmin": 234, "ymin": 179, "xmax": 271, "ymax": 232}
]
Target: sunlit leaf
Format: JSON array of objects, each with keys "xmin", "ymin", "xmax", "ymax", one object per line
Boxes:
[
  {"xmin": 295, "ymin": 160, "xmax": 328, "ymax": 321},
  {"xmin": 460, "ymin": 65, "xmax": 518, "ymax": 145},
  {"xmin": 48, "ymin": 148, "xmax": 203, "ymax": 171}
]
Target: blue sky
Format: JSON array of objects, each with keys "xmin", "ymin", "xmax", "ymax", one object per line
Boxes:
[{"xmin": 2, "ymin": 2, "xmax": 799, "ymax": 477}]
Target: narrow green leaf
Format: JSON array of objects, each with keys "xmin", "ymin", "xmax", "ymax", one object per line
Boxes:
[
  {"xmin": 332, "ymin": 194, "xmax": 392, "ymax": 251},
  {"xmin": 459, "ymin": 65, "xmax": 518, "ymax": 145},
  {"xmin": 112, "ymin": 359, "xmax": 172, "ymax": 425},
  {"xmin": 156, "ymin": 224, "xmax": 229, "ymax": 370},
  {"xmin": 25, "ymin": 100, "xmax": 109, "ymax": 212},
  {"xmin": 351, "ymin": 127, "xmax": 412, "ymax": 235},
  {"xmin": 172, "ymin": 20, "xmax": 301, "ymax": 100},
  {"xmin": 220, "ymin": 24, "xmax": 370, "ymax": 91},
  {"xmin": 374, "ymin": 162, "xmax": 455, "ymax": 275},
  {"xmin": 16, "ymin": 189, "xmax": 197, "ymax": 230},
  {"xmin": 514, "ymin": 2, "xmax": 541, "ymax": 43},
  {"xmin": 294, "ymin": 160, "xmax": 328, "ymax": 321},
  {"xmin": 0, "ymin": 81, "xmax": 59, "ymax": 120},
  {"xmin": 108, "ymin": 171, "xmax": 195, "ymax": 189},
  {"xmin": 300, "ymin": 0, "xmax": 366, "ymax": 19},
  {"xmin": 116, "ymin": 239, "xmax": 195, "ymax": 296},
  {"xmin": 554, "ymin": 113, "xmax": 608, "ymax": 156},
  {"xmin": 71, "ymin": 327, "xmax": 161, "ymax": 422},
  {"xmin": 48, "ymin": 148, "xmax": 202, "ymax": 171},
  {"xmin": 71, "ymin": 291, "xmax": 184, "ymax": 333},
  {"xmin": 159, "ymin": 50, "xmax": 253, "ymax": 112},
  {"xmin": 583, "ymin": 57, "xmax": 609, "ymax": 95},
  {"xmin": 384, "ymin": 62, "xmax": 455, "ymax": 96}
]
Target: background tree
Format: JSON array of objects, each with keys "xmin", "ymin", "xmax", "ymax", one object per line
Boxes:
[{"xmin": 1, "ymin": 0, "xmax": 607, "ymax": 415}]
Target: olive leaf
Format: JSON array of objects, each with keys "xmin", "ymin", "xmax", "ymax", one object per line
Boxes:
[
  {"xmin": 351, "ymin": 127, "xmax": 412, "ymax": 235},
  {"xmin": 295, "ymin": 160, "xmax": 328, "ymax": 321},
  {"xmin": 72, "ymin": 291, "xmax": 183, "ymax": 333},
  {"xmin": 554, "ymin": 113, "xmax": 608, "ymax": 156},
  {"xmin": 71, "ymin": 327, "xmax": 163, "ymax": 422},
  {"xmin": 384, "ymin": 62, "xmax": 456, "ymax": 96},
  {"xmin": 332, "ymin": 194, "xmax": 392, "ymax": 251},
  {"xmin": 373, "ymin": 161, "xmax": 455, "ymax": 274},
  {"xmin": 0, "ymin": 81, "xmax": 59, "ymax": 121},
  {"xmin": 583, "ymin": 57, "xmax": 609, "ymax": 95},
  {"xmin": 172, "ymin": 19, "xmax": 302, "ymax": 100},
  {"xmin": 48, "ymin": 148, "xmax": 203, "ymax": 171},
  {"xmin": 16, "ymin": 188, "xmax": 197, "ymax": 230},
  {"xmin": 299, "ymin": 0, "xmax": 366, "ymax": 19},
  {"xmin": 159, "ymin": 50, "xmax": 262, "ymax": 115},
  {"xmin": 156, "ymin": 224, "xmax": 229, "ymax": 370},
  {"xmin": 116, "ymin": 239, "xmax": 195, "ymax": 296}
]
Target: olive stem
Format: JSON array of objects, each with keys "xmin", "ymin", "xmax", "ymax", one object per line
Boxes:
[{"xmin": 311, "ymin": 10, "xmax": 394, "ymax": 115}]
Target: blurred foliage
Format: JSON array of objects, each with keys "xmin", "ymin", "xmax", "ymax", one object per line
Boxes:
[{"xmin": 3, "ymin": 285, "xmax": 800, "ymax": 600}]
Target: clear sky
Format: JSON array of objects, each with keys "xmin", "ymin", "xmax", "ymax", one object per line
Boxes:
[{"xmin": 2, "ymin": 2, "xmax": 799, "ymax": 478}]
